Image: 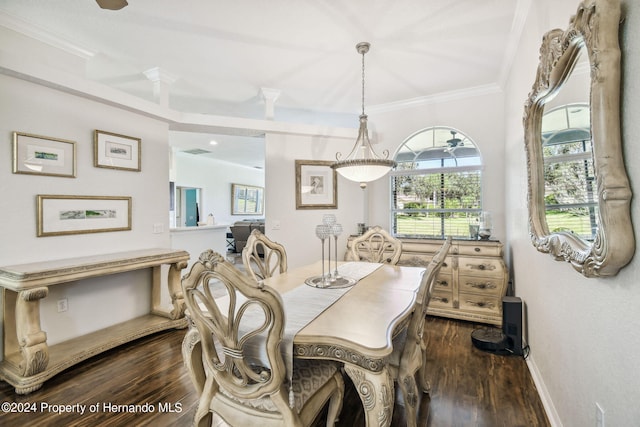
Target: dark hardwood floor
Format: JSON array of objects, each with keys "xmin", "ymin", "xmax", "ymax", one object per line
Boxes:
[{"xmin": 0, "ymin": 317, "xmax": 549, "ymax": 426}]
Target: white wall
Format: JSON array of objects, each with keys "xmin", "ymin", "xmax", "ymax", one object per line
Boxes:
[
  {"xmin": 0, "ymin": 73, "xmax": 172, "ymax": 347},
  {"xmin": 263, "ymin": 133, "xmax": 365, "ymax": 268},
  {"xmin": 504, "ymin": 1, "xmax": 640, "ymax": 426}
]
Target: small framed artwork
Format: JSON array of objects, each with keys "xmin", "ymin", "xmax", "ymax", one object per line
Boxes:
[
  {"xmin": 37, "ymin": 195, "xmax": 132, "ymax": 237},
  {"xmin": 12, "ymin": 132, "xmax": 77, "ymax": 178},
  {"xmin": 94, "ymin": 130, "xmax": 141, "ymax": 171},
  {"xmin": 295, "ymin": 160, "xmax": 337, "ymax": 209},
  {"xmin": 232, "ymin": 184, "xmax": 264, "ymax": 215}
]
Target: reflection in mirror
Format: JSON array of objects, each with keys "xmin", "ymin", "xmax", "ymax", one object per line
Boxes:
[
  {"xmin": 523, "ymin": 0, "xmax": 633, "ymax": 277},
  {"xmin": 542, "ymin": 103, "xmax": 596, "ymax": 240}
]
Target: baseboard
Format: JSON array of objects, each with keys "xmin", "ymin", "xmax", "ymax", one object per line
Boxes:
[{"xmin": 524, "ymin": 345, "xmax": 563, "ymax": 427}]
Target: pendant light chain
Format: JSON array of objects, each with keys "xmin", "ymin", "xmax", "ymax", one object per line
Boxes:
[{"xmin": 361, "ymin": 49, "xmax": 366, "ymax": 116}]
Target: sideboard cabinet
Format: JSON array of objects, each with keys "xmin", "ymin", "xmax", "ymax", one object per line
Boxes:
[{"xmin": 346, "ymin": 237, "xmax": 509, "ymax": 326}]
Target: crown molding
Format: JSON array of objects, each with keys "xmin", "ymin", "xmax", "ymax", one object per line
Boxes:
[
  {"xmin": 0, "ymin": 11, "xmax": 95, "ymax": 60},
  {"xmin": 367, "ymin": 83, "xmax": 503, "ymax": 114}
]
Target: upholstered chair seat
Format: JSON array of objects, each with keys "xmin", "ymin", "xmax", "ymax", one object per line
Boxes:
[{"xmin": 219, "ymin": 359, "xmax": 341, "ymax": 414}]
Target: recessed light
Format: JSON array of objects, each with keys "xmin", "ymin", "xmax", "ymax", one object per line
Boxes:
[{"xmin": 209, "ymin": 140, "xmax": 218, "ymax": 146}]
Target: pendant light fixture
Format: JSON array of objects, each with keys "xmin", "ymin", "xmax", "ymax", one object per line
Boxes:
[
  {"xmin": 96, "ymin": 0, "xmax": 128, "ymax": 10},
  {"xmin": 332, "ymin": 42, "xmax": 396, "ymax": 189}
]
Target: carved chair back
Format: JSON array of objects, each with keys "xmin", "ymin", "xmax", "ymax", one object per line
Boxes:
[
  {"xmin": 242, "ymin": 229, "xmax": 288, "ymax": 281},
  {"xmin": 390, "ymin": 236, "xmax": 452, "ymax": 427},
  {"xmin": 181, "ymin": 250, "xmax": 344, "ymax": 427},
  {"xmin": 349, "ymin": 226, "xmax": 402, "ymax": 265}
]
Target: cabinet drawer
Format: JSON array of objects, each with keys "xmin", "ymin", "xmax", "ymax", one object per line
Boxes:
[
  {"xmin": 400, "ymin": 240, "xmax": 449, "ymax": 254},
  {"xmin": 429, "ymin": 290, "xmax": 453, "ymax": 309},
  {"xmin": 458, "ymin": 293, "xmax": 501, "ymax": 315},
  {"xmin": 433, "ymin": 272, "xmax": 453, "ymax": 291},
  {"xmin": 458, "ymin": 274, "xmax": 504, "ymax": 296},
  {"xmin": 399, "ymin": 255, "xmax": 453, "ymax": 275},
  {"xmin": 456, "ymin": 243, "xmax": 503, "ymax": 257},
  {"xmin": 458, "ymin": 256, "xmax": 504, "ymax": 277}
]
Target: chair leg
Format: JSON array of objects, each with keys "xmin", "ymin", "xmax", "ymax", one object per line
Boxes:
[
  {"xmin": 325, "ymin": 372, "xmax": 345, "ymax": 426},
  {"xmin": 194, "ymin": 376, "xmax": 216, "ymax": 427},
  {"xmin": 398, "ymin": 374, "xmax": 419, "ymax": 427},
  {"xmin": 182, "ymin": 327, "xmax": 205, "ymax": 394},
  {"xmin": 418, "ymin": 352, "xmax": 431, "ymax": 394}
]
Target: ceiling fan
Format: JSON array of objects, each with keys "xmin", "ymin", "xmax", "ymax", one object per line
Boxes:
[
  {"xmin": 96, "ymin": 0, "xmax": 128, "ymax": 10},
  {"xmin": 446, "ymin": 130, "xmax": 464, "ymax": 148}
]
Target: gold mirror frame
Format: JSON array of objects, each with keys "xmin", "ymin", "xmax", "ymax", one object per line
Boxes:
[{"xmin": 523, "ymin": 0, "xmax": 633, "ymax": 277}]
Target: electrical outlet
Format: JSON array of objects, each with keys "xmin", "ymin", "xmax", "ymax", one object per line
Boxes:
[
  {"xmin": 152, "ymin": 223, "xmax": 164, "ymax": 234},
  {"xmin": 57, "ymin": 298, "xmax": 68, "ymax": 313},
  {"xmin": 596, "ymin": 402, "xmax": 605, "ymax": 427},
  {"xmin": 272, "ymin": 220, "xmax": 281, "ymax": 230}
]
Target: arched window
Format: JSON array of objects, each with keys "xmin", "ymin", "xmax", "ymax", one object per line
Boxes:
[
  {"xmin": 391, "ymin": 126, "xmax": 483, "ymax": 239},
  {"xmin": 541, "ymin": 103, "xmax": 596, "ymax": 240}
]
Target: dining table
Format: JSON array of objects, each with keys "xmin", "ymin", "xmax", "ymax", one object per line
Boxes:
[{"xmin": 259, "ymin": 260, "xmax": 426, "ymax": 427}]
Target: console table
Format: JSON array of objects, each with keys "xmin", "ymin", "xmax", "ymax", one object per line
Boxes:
[
  {"xmin": 346, "ymin": 237, "xmax": 509, "ymax": 326},
  {"xmin": 0, "ymin": 248, "xmax": 190, "ymax": 394}
]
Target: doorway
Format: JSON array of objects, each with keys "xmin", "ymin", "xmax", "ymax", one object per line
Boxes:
[{"xmin": 174, "ymin": 186, "xmax": 201, "ymax": 227}]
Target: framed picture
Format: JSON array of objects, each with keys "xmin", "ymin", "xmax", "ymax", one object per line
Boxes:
[
  {"xmin": 232, "ymin": 184, "xmax": 264, "ymax": 215},
  {"xmin": 295, "ymin": 160, "xmax": 337, "ymax": 209},
  {"xmin": 37, "ymin": 195, "xmax": 132, "ymax": 237},
  {"xmin": 94, "ymin": 130, "xmax": 141, "ymax": 171},
  {"xmin": 12, "ymin": 132, "xmax": 77, "ymax": 178}
]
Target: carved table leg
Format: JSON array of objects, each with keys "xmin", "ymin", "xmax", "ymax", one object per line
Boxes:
[
  {"xmin": 152, "ymin": 261, "xmax": 188, "ymax": 320},
  {"xmin": 15, "ymin": 287, "xmax": 49, "ymax": 384},
  {"xmin": 168, "ymin": 260, "xmax": 188, "ymax": 319},
  {"xmin": 344, "ymin": 364, "xmax": 394, "ymax": 427}
]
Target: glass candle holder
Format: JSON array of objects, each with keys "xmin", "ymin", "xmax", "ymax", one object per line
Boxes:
[
  {"xmin": 330, "ymin": 223, "xmax": 343, "ymax": 279},
  {"xmin": 315, "ymin": 224, "xmax": 330, "ymax": 284},
  {"xmin": 479, "ymin": 211, "xmax": 492, "ymax": 240}
]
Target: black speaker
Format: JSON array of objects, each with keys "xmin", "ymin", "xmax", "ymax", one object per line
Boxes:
[{"xmin": 502, "ymin": 296, "xmax": 523, "ymax": 356}]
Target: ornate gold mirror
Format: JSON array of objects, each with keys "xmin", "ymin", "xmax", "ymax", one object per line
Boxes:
[{"xmin": 523, "ymin": 0, "xmax": 633, "ymax": 277}]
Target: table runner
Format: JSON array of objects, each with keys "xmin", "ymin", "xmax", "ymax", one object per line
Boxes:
[{"xmin": 280, "ymin": 262, "xmax": 382, "ymax": 405}]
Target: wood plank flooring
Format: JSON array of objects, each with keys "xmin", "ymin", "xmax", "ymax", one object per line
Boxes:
[{"xmin": 0, "ymin": 316, "xmax": 549, "ymax": 426}]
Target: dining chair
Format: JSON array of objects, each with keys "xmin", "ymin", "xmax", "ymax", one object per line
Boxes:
[
  {"xmin": 389, "ymin": 236, "xmax": 452, "ymax": 427},
  {"xmin": 242, "ymin": 229, "xmax": 288, "ymax": 282},
  {"xmin": 349, "ymin": 225, "xmax": 403, "ymax": 264},
  {"xmin": 181, "ymin": 249, "xmax": 344, "ymax": 427}
]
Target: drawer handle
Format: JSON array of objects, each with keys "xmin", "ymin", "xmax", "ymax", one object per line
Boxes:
[
  {"xmin": 432, "ymin": 296, "xmax": 449, "ymax": 304},
  {"xmin": 474, "ymin": 247, "xmax": 481, "ymax": 252},
  {"xmin": 436, "ymin": 280, "xmax": 449, "ymax": 287},
  {"xmin": 466, "ymin": 263, "xmax": 495, "ymax": 271},
  {"xmin": 468, "ymin": 282, "xmax": 497, "ymax": 290},
  {"xmin": 466, "ymin": 300, "xmax": 495, "ymax": 309}
]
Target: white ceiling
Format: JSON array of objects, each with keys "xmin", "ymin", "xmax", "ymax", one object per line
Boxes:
[{"xmin": 0, "ymin": 0, "xmax": 529, "ymax": 168}]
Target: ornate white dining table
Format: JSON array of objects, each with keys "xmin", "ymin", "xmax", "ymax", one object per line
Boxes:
[{"xmin": 261, "ymin": 260, "xmax": 426, "ymax": 427}]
